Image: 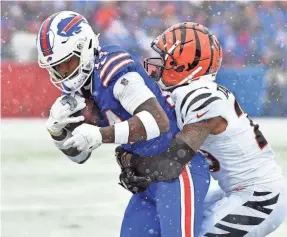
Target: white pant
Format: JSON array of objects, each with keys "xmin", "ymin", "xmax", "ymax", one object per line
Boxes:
[{"xmin": 200, "ymin": 179, "xmax": 287, "ymax": 237}]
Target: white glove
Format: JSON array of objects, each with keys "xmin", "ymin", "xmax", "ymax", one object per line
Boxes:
[
  {"xmin": 46, "ymin": 94, "xmax": 86, "ymax": 136},
  {"xmin": 63, "ymin": 124, "xmax": 103, "ymax": 152}
]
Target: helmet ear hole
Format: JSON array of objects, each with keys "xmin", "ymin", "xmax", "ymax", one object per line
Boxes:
[
  {"xmin": 169, "ymin": 61, "xmax": 176, "ymax": 66},
  {"xmin": 94, "ymin": 48, "xmax": 99, "ymax": 57},
  {"xmin": 88, "ymin": 39, "xmax": 92, "ymax": 49},
  {"xmin": 175, "ymin": 65, "xmax": 185, "ymax": 72},
  {"xmin": 77, "ymin": 42, "xmax": 84, "ymax": 51}
]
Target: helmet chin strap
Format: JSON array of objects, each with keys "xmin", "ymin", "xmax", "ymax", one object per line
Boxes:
[
  {"xmin": 62, "ymin": 71, "xmax": 91, "ymax": 94},
  {"xmin": 158, "ymin": 66, "xmax": 202, "ymax": 90},
  {"xmin": 62, "ymin": 74, "xmax": 85, "ymax": 90},
  {"xmin": 164, "ymin": 40, "xmax": 180, "ymax": 61}
]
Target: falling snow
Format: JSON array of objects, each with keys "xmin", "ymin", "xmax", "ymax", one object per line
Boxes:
[{"xmin": 1, "ymin": 1, "xmax": 287, "ymax": 237}]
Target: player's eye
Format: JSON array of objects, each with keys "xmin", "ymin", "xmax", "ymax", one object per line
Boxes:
[{"xmin": 54, "ymin": 58, "xmax": 72, "ymax": 74}]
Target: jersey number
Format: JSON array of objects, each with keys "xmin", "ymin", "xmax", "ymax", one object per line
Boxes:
[
  {"xmin": 234, "ymin": 100, "xmax": 268, "ymax": 149},
  {"xmin": 217, "ymin": 85, "xmax": 230, "ymax": 99}
]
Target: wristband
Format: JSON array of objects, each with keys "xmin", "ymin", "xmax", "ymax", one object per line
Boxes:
[
  {"xmin": 114, "ymin": 121, "xmax": 130, "ymax": 144},
  {"xmin": 135, "ymin": 111, "xmax": 161, "ymax": 140}
]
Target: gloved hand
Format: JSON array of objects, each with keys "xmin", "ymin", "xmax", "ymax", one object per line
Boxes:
[
  {"xmin": 116, "ymin": 146, "xmax": 152, "ymax": 194},
  {"xmin": 119, "ymin": 167, "xmax": 152, "ymax": 194},
  {"xmin": 115, "ymin": 140, "xmax": 193, "ymax": 194},
  {"xmin": 46, "ymin": 95, "xmax": 86, "ymax": 136},
  {"xmin": 63, "ymin": 123, "xmax": 102, "ymax": 152},
  {"xmin": 115, "ymin": 145, "xmax": 133, "ymax": 168}
]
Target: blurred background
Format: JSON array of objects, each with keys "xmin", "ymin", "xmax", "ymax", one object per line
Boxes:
[
  {"xmin": 1, "ymin": 1, "xmax": 287, "ymax": 117},
  {"xmin": 1, "ymin": 1, "xmax": 287, "ymax": 237}
]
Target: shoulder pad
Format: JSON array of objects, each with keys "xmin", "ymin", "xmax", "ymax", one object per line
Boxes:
[
  {"xmin": 96, "ymin": 45, "xmax": 136, "ymax": 87},
  {"xmin": 173, "ymin": 82, "xmax": 229, "ymax": 125}
]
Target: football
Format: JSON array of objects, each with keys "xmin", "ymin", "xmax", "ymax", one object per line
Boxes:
[{"xmin": 66, "ymin": 98, "xmax": 102, "ymax": 131}]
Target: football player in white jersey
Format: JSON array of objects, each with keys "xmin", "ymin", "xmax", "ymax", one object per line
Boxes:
[{"xmin": 119, "ymin": 22, "xmax": 287, "ymax": 237}]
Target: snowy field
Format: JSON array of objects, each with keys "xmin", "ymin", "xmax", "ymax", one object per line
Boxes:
[{"xmin": 1, "ymin": 119, "xmax": 287, "ymax": 237}]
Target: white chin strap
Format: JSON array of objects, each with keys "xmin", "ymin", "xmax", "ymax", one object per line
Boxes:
[
  {"xmin": 158, "ymin": 66, "xmax": 202, "ymax": 90},
  {"xmin": 62, "ymin": 74, "xmax": 87, "ymax": 91},
  {"xmin": 49, "ymin": 73, "xmax": 85, "ymax": 94}
]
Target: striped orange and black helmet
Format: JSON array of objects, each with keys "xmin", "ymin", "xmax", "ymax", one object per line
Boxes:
[{"xmin": 144, "ymin": 22, "xmax": 223, "ymax": 89}]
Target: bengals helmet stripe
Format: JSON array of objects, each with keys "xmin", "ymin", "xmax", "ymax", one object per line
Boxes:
[
  {"xmin": 144, "ymin": 22, "xmax": 223, "ymax": 89},
  {"xmin": 172, "ymin": 29, "xmax": 177, "ymax": 45},
  {"xmin": 179, "ymin": 23, "xmax": 186, "ymax": 55},
  {"xmin": 189, "ymin": 28, "xmax": 201, "ymax": 71},
  {"xmin": 162, "ymin": 33, "xmax": 167, "ymax": 48},
  {"xmin": 206, "ymin": 36, "xmax": 214, "ymax": 75}
]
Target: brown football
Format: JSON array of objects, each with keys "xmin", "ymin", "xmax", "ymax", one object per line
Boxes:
[{"xmin": 66, "ymin": 98, "xmax": 102, "ymax": 131}]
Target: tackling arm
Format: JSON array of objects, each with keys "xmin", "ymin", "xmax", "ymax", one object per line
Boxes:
[
  {"xmin": 119, "ymin": 117, "xmax": 223, "ymax": 181},
  {"xmin": 175, "ymin": 118, "xmax": 219, "ymax": 151}
]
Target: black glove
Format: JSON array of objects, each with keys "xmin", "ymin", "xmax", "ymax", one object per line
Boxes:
[
  {"xmin": 116, "ymin": 146, "xmax": 152, "ymax": 194},
  {"xmin": 115, "ymin": 146, "xmax": 133, "ymax": 169},
  {"xmin": 119, "ymin": 167, "xmax": 152, "ymax": 194}
]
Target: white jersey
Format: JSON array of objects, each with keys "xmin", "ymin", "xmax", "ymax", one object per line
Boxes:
[{"xmin": 171, "ymin": 77, "xmax": 284, "ymax": 193}]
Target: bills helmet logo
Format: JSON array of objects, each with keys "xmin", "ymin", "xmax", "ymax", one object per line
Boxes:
[
  {"xmin": 57, "ymin": 15, "xmax": 85, "ymax": 37},
  {"xmin": 39, "ymin": 13, "xmax": 59, "ymax": 56}
]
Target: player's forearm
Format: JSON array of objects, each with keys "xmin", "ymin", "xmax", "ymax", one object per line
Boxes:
[
  {"xmin": 113, "ymin": 73, "xmax": 170, "ymax": 138},
  {"xmin": 176, "ymin": 118, "xmax": 219, "ymax": 152},
  {"xmin": 100, "ymin": 98, "xmax": 169, "ymax": 144},
  {"xmin": 99, "ymin": 115, "xmax": 147, "ymax": 143},
  {"xmin": 129, "ymin": 138, "xmax": 196, "ymax": 181},
  {"xmin": 99, "ymin": 126, "xmax": 115, "ymax": 143},
  {"xmin": 133, "ymin": 97, "xmax": 169, "ymax": 134}
]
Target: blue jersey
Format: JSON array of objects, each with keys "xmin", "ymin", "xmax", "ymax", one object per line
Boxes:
[{"xmin": 91, "ymin": 45, "xmax": 179, "ymax": 156}]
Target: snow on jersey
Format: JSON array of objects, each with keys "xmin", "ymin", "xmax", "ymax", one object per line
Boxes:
[{"xmin": 171, "ymin": 77, "xmax": 284, "ymax": 192}]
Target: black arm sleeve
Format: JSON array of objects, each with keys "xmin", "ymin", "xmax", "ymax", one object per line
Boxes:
[{"xmin": 130, "ymin": 138, "xmax": 196, "ymax": 181}]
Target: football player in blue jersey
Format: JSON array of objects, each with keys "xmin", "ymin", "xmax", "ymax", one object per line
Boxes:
[{"xmin": 36, "ymin": 11, "xmax": 210, "ymax": 237}]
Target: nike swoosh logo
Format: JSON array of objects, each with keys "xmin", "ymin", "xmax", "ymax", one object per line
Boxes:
[
  {"xmin": 101, "ymin": 57, "xmax": 107, "ymax": 65},
  {"xmin": 197, "ymin": 111, "xmax": 209, "ymax": 118},
  {"xmin": 61, "ymin": 38, "xmax": 70, "ymax": 44}
]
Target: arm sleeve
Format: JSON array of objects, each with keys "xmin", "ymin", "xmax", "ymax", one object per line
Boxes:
[
  {"xmin": 130, "ymin": 138, "xmax": 196, "ymax": 181},
  {"xmin": 113, "ymin": 72, "xmax": 155, "ymax": 114}
]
